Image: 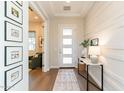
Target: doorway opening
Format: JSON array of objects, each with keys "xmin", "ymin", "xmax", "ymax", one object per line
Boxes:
[{"xmin": 28, "ymin": 7, "xmax": 44, "ymax": 71}]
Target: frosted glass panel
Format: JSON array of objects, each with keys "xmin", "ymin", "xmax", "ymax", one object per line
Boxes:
[
  {"xmin": 63, "ymin": 57, "xmax": 72, "ymax": 64},
  {"xmin": 62, "ymin": 28, "xmax": 73, "ymax": 66},
  {"xmin": 63, "ymin": 48, "xmax": 72, "ymax": 54},
  {"xmin": 63, "ymin": 28, "xmax": 72, "ymax": 36},
  {"xmin": 63, "ymin": 39, "xmax": 72, "ymax": 45}
]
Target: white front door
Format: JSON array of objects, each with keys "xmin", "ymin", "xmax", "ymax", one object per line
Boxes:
[{"xmin": 59, "ymin": 25, "xmax": 75, "ymax": 67}]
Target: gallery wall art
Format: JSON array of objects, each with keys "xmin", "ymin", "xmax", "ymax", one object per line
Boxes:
[
  {"xmin": 16, "ymin": 1, "xmax": 23, "ymax": 6},
  {"xmin": 5, "ymin": 21, "xmax": 23, "ymax": 42},
  {"xmin": 5, "ymin": 65, "xmax": 23, "ymax": 91},
  {"xmin": 0, "ymin": 1, "xmax": 28, "ymax": 91},
  {"xmin": 5, "ymin": 1, "xmax": 23, "ymax": 24},
  {"xmin": 91, "ymin": 38, "xmax": 99, "ymax": 46},
  {"xmin": 39, "ymin": 36, "xmax": 44, "ymax": 47},
  {"xmin": 5, "ymin": 46, "xmax": 23, "ymax": 66}
]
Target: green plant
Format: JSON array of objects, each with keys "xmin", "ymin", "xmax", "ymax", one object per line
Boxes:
[{"xmin": 80, "ymin": 39, "xmax": 90, "ymax": 48}]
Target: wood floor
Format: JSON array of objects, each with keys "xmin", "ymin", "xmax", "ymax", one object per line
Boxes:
[
  {"xmin": 29, "ymin": 68, "xmax": 99, "ymax": 91},
  {"xmin": 29, "ymin": 68, "xmax": 58, "ymax": 91}
]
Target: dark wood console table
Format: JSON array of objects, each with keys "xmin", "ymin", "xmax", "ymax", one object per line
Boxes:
[{"xmin": 78, "ymin": 57, "xmax": 103, "ymax": 91}]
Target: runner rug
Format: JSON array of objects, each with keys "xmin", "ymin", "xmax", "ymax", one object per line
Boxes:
[{"xmin": 53, "ymin": 69, "xmax": 80, "ymax": 91}]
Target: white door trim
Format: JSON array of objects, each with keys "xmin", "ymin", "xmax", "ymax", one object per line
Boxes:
[{"xmin": 29, "ymin": 2, "xmax": 49, "ymax": 72}]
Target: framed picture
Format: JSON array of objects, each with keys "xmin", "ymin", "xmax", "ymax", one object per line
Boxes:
[
  {"xmin": 16, "ymin": 1, "xmax": 23, "ymax": 6},
  {"xmin": 5, "ymin": 1, "xmax": 23, "ymax": 25},
  {"xmin": 39, "ymin": 36, "xmax": 43, "ymax": 47},
  {"xmin": 91, "ymin": 38, "xmax": 99, "ymax": 46},
  {"xmin": 5, "ymin": 65, "xmax": 23, "ymax": 91},
  {"xmin": 5, "ymin": 46, "xmax": 23, "ymax": 66},
  {"xmin": 5, "ymin": 21, "xmax": 23, "ymax": 42}
]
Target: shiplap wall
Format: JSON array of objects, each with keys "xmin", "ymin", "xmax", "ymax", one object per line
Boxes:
[{"xmin": 85, "ymin": 2, "xmax": 124, "ymax": 90}]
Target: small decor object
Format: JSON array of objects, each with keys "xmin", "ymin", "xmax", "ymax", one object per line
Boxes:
[
  {"xmin": 91, "ymin": 38, "xmax": 99, "ymax": 46},
  {"xmin": 5, "ymin": 1, "xmax": 23, "ymax": 24},
  {"xmin": 5, "ymin": 65, "xmax": 23, "ymax": 91},
  {"xmin": 5, "ymin": 21, "xmax": 23, "ymax": 42},
  {"xmin": 39, "ymin": 36, "xmax": 44, "ymax": 47},
  {"xmin": 80, "ymin": 39, "xmax": 90, "ymax": 57},
  {"xmin": 5, "ymin": 46, "xmax": 23, "ymax": 66},
  {"xmin": 88, "ymin": 46, "xmax": 100, "ymax": 63}
]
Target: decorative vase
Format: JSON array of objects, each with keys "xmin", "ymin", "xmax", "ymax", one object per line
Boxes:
[{"xmin": 82, "ymin": 48, "xmax": 87, "ymax": 58}]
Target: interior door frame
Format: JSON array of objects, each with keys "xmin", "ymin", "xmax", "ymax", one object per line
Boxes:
[
  {"xmin": 29, "ymin": 2, "xmax": 49, "ymax": 72},
  {"xmin": 58, "ymin": 24, "xmax": 77, "ymax": 67}
]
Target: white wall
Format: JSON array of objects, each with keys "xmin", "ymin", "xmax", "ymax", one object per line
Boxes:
[
  {"xmin": 49, "ymin": 17, "xmax": 84, "ymax": 68},
  {"xmin": 0, "ymin": 1, "xmax": 28, "ymax": 91},
  {"xmin": 85, "ymin": 1, "xmax": 124, "ymax": 90}
]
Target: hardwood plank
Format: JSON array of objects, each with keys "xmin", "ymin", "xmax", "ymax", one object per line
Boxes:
[
  {"xmin": 29, "ymin": 68, "xmax": 58, "ymax": 91},
  {"xmin": 29, "ymin": 68, "xmax": 100, "ymax": 91},
  {"xmin": 74, "ymin": 68, "xmax": 99, "ymax": 91}
]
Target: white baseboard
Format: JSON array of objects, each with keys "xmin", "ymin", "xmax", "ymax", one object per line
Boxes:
[
  {"xmin": 42, "ymin": 67, "xmax": 50, "ymax": 72},
  {"xmin": 50, "ymin": 66, "xmax": 59, "ymax": 69},
  {"xmin": 50, "ymin": 66, "xmax": 77, "ymax": 69}
]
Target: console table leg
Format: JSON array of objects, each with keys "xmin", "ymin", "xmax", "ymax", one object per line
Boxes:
[
  {"xmin": 101, "ymin": 65, "xmax": 103, "ymax": 91},
  {"xmin": 78, "ymin": 58, "xmax": 79, "ymax": 74},
  {"xmin": 87, "ymin": 65, "xmax": 89, "ymax": 91}
]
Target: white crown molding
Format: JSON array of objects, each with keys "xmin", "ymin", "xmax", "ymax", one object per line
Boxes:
[
  {"xmin": 54, "ymin": 13, "xmax": 81, "ymax": 17},
  {"xmin": 29, "ymin": 1, "xmax": 49, "ymax": 21},
  {"xmin": 37, "ymin": 2, "xmax": 49, "ymax": 20}
]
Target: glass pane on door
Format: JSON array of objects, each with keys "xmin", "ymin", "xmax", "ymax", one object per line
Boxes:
[
  {"xmin": 63, "ymin": 57, "xmax": 72, "ymax": 64},
  {"xmin": 63, "ymin": 48, "xmax": 72, "ymax": 54},
  {"xmin": 62, "ymin": 28, "xmax": 73, "ymax": 65},
  {"xmin": 63, "ymin": 39, "xmax": 72, "ymax": 45}
]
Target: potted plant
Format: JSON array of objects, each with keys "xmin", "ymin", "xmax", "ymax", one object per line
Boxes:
[{"xmin": 80, "ymin": 39, "xmax": 90, "ymax": 58}]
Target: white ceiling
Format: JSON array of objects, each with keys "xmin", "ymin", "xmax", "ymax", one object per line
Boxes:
[{"xmin": 35, "ymin": 1, "xmax": 95, "ymax": 18}]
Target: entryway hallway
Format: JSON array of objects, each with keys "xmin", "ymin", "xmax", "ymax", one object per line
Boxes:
[{"xmin": 1, "ymin": 1, "xmax": 124, "ymax": 91}]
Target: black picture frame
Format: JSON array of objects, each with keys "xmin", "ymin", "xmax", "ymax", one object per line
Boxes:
[
  {"xmin": 5, "ymin": 21, "xmax": 23, "ymax": 42},
  {"xmin": 5, "ymin": 1, "xmax": 23, "ymax": 25},
  {"xmin": 5, "ymin": 46, "xmax": 23, "ymax": 66},
  {"xmin": 16, "ymin": 1, "xmax": 23, "ymax": 7},
  {"xmin": 91, "ymin": 38, "xmax": 99, "ymax": 46},
  {"xmin": 4, "ymin": 65, "xmax": 23, "ymax": 91}
]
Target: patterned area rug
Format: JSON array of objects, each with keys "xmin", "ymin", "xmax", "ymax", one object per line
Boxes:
[{"xmin": 53, "ymin": 69, "xmax": 80, "ymax": 91}]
